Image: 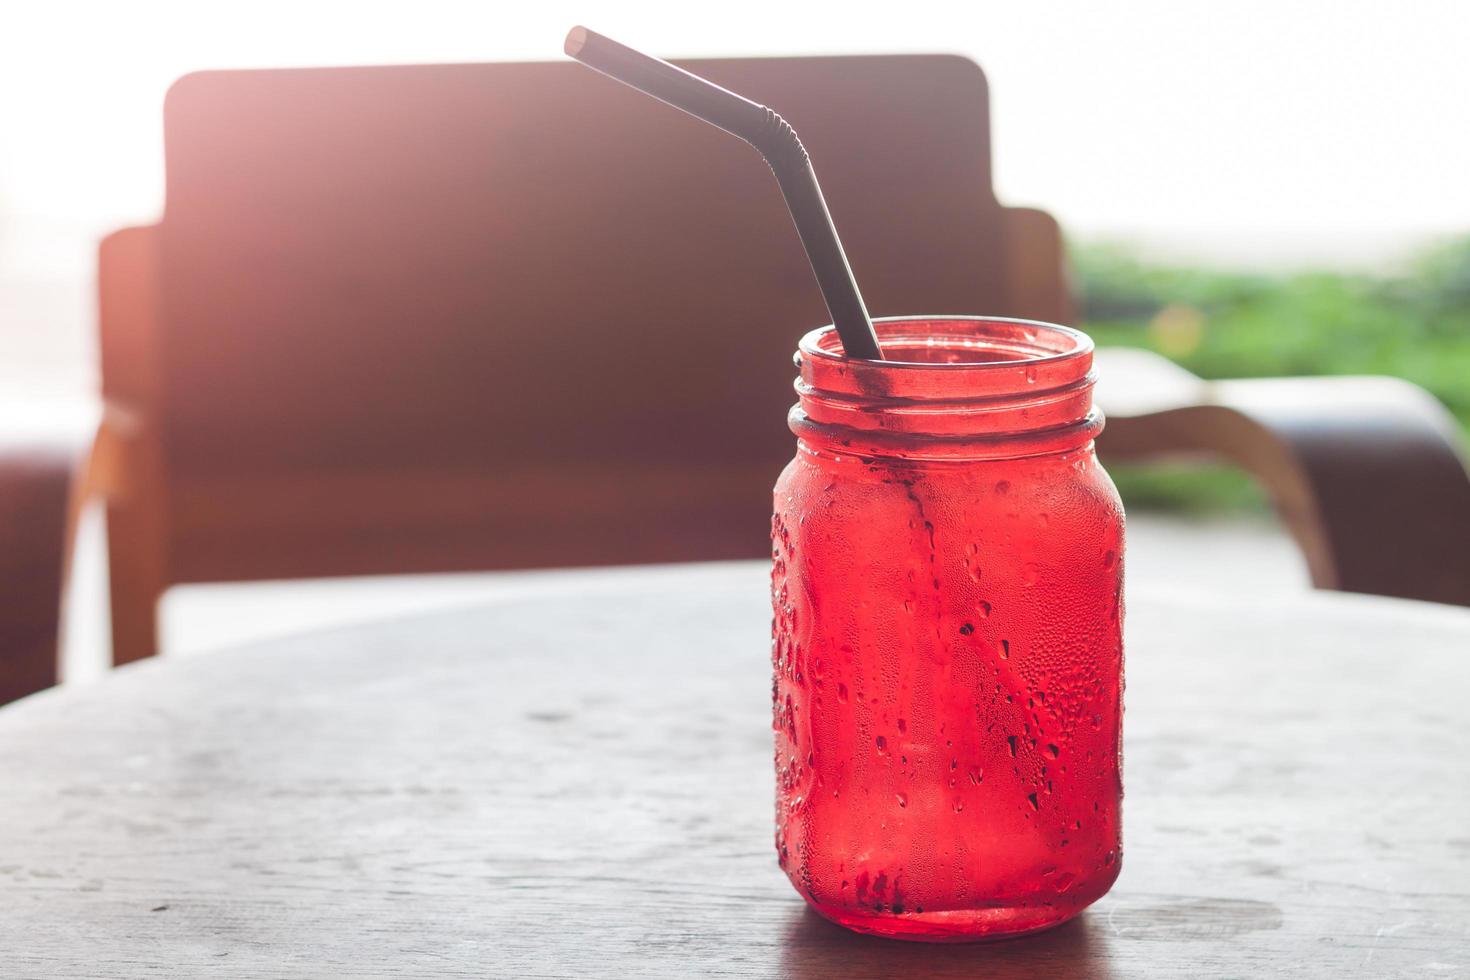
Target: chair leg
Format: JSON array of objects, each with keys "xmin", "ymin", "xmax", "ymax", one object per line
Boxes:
[
  {"xmin": 0, "ymin": 453, "xmax": 73, "ymax": 705},
  {"xmin": 107, "ymin": 496, "xmax": 165, "ymax": 666}
]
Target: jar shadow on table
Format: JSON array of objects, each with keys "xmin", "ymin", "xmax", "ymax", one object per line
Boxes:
[{"xmin": 779, "ymin": 904, "xmax": 1118, "ymax": 980}]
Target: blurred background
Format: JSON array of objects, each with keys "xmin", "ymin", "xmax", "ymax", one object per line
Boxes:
[
  {"xmin": 3, "ymin": 0, "xmax": 1468, "ymax": 682},
  {"xmin": 6, "ymin": 1, "xmax": 1469, "ymax": 494}
]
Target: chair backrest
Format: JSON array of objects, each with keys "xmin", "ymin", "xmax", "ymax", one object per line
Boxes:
[{"xmin": 100, "ymin": 55, "xmax": 1071, "ymax": 662}]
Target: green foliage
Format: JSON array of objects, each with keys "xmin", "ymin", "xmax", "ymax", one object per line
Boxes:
[{"xmin": 1076, "ymin": 236, "xmax": 1470, "ymax": 511}]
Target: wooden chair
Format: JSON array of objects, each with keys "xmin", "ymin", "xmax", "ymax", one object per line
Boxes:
[
  {"xmin": 1096, "ymin": 350, "xmax": 1470, "ymax": 605},
  {"xmin": 2, "ymin": 54, "xmax": 1466, "ymax": 702},
  {"xmin": 94, "ymin": 55, "xmax": 1069, "ymax": 670}
]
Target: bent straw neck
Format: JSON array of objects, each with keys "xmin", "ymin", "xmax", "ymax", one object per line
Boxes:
[{"xmin": 565, "ymin": 27, "xmax": 884, "ymax": 361}]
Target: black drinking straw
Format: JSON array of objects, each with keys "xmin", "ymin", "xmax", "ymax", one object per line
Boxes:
[{"xmin": 565, "ymin": 26, "xmax": 885, "ymax": 361}]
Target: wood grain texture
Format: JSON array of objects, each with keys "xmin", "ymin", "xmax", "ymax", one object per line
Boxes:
[{"xmin": 1, "ymin": 565, "xmax": 1468, "ymax": 978}]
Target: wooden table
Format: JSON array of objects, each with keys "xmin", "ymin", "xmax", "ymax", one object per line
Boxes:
[{"xmin": 3, "ymin": 565, "xmax": 1468, "ymax": 978}]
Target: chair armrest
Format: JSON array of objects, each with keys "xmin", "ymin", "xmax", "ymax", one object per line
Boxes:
[
  {"xmin": 0, "ymin": 398, "xmax": 106, "ymax": 705},
  {"xmin": 1095, "ymin": 347, "xmax": 1470, "ymax": 606}
]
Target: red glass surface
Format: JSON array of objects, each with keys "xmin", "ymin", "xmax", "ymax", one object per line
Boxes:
[{"xmin": 772, "ymin": 317, "xmax": 1125, "ymax": 942}]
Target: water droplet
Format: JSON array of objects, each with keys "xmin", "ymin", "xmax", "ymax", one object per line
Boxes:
[
  {"xmin": 897, "ymin": 718, "xmax": 907, "ymax": 734},
  {"xmin": 959, "ymin": 622, "xmax": 974, "ymax": 636},
  {"xmin": 875, "ymin": 735, "xmax": 888, "ymax": 754},
  {"xmin": 1025, "ymin": 364, "xmax": 1038, "ymax": 384},
  {"xmin": 1056, "ymin": 872, "xmax": 1076, "ymax": 892},
  {"xmin": 902, "ymin": 599, "xmax": 915, "ymax": 614},
  {"xmin": 968, "ymin": 768, "xmax": 984, "ymax": 785},
  {"xmin": 952, "ymin": 798, "xmax": 965, "ymax": 813},
  {"xmin": 977, "ymin": 600, "xmax": 992, "ymax": 618},
  {"xmin": 1027, "ymin": 793, "xmax": 1040, "ymax": 811},
  {"xmin": 1102, "ymin": 549, "xmax": 1117, "ymax": 569},
  {"xmin": 896, "ymin": 793, "xmax": 908, "ymax": 808},
  {"xmin": 1104, "ymin": 850, "xmax": 1117, "ymax": 867},
  {"xmin": 1007, "ymin": 735, "xmax": 1019, "ymax": 757},
  {"xmin": 1046, "ymin": 743, "xmax": 1060, "ymax": 758},
  {"xmin": 950, "ymin": 758, "xmax": 959, "ymax": 770},
  {"xmin": 837, "ymin": 683, "xmax": 849, "ymax": 703},
  {"xmin": 999, "ymin": 639, "xmax": 1010, "ymax": 659},
  {"xmin": 994, "ymin": 480, "xmax": 1011, "ymax": 496},
  {"xmin": 1022, "ymin": 564, "xmax": 1041, "ymax": 587}
]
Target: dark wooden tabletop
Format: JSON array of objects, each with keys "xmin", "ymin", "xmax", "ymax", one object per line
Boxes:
[{"xmin": 2, "ymin": 565, "xmax": 1468, "ymax": 978}]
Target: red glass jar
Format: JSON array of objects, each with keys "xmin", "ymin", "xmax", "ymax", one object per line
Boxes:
[{"xmin": 771, "ymin": 316, "xmax": 1124, "ymax": 942}]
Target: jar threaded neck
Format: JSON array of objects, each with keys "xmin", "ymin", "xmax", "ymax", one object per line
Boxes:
[{"xmin": 791, "ymin": 317, "xmax": 1101, "ymax": 461}]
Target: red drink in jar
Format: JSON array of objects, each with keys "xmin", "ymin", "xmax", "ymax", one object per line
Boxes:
[{"xmin": 772, "ymin": 317, "xmax": 1124, "ymax": 941}]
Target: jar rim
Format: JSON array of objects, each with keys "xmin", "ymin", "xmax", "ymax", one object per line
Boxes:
[
  {"xmin": 790, "ymin": 316, "xmax": 1101, "ymax": 460},
  {"xmin": 799, "ymin": 316, "xmax": 1094, "ymax": 370}
]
